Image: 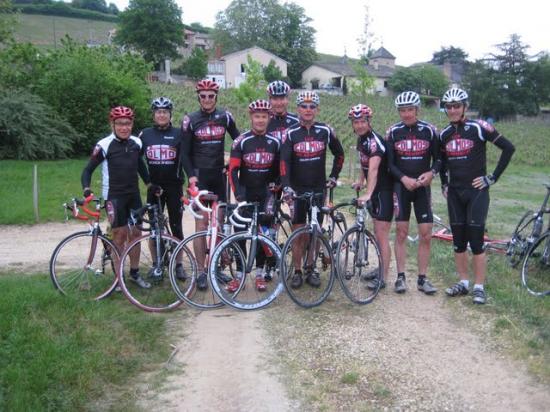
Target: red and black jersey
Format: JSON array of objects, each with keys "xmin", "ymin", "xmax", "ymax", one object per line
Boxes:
[
  {"xmin": 229, "ymin": 131, "xmax": 280, "ymax": 200},
  {"xmin": 280, "ymin": 122, "xmax": 344, "ymax": 190},
  {"xmin": 440, "ymin": 119, "xmax": 503, "ymax": 188},
  {"xmin": 267, "ymin": 112, "xmax": 299, "ymax": 143},
  {"xmin": 180, "ymin": 108, "xmax": 240, "ymax": 175},
  {"xmin": 357, "ymin": 131, "xmax": 393, "ymax": 191},
  {"xmin": 386, "ymin": 120, "xmax": 441, "ymax": 179}
]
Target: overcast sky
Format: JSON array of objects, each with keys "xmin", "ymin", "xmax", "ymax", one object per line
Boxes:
[{"xmin": 111, "ymin": 0, "xmax": 549, "ymax": 66}]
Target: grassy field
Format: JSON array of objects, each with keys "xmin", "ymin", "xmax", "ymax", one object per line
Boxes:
[{"xmin": 13, "ymin": 14, "xmax": 115, "ymax": 48}]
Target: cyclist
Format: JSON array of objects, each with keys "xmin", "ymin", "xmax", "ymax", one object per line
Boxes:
[
  {"xmin": 81, "ymin": 106, "xmax": 152, "ymax": 289},
  {"xmin": 280, "ymin": 91, "xmax": 345, "ymax": 288},
  {"xmin": 138, "ymin": 96, "xmax": 187, "ymax": 280},
  {"xmin": 440, "ymin": 88, "xmax": 515, "ymax": 304},
  {"xmin": 180, "ymin": 79, "xmax": 240, "ymax": 290},
  {"xmin": 386, "ymin": 91, "xmax": 440, "ymax": 295},
  {"xmin": 351, "ymin": 104, "xmax": 393, "ymax": 290},
  {"xmin": 266, "ymin": 80, "xmax": 299, "ymax": 142},
  {"xmin": 228, "ymin": 99, "xmax": 280, "ymax": 292}
]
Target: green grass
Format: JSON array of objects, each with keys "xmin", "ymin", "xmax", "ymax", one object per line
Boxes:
[
  {"xmin": 13, "ymin": 14, "xmax": 116, "ymax": 48},
  {"xmin": 0, "ymin": 273, "xmax": 172, "ymax": 411}
]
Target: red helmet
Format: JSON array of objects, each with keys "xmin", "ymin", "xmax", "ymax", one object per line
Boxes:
[
  {"xmin": 195, "ymin": 79, "xmax": 220, "ymax": 93},
  {"xmin": 248, "ymin": 99, "xmax": 271, "ymax": 113},
  {"xmin": 109, "ymin": 106, "xmax": 134, "ymax": 121},
  {"xmin": 348, "ymin": 104, "xmax": 373, "ymax": 120}
]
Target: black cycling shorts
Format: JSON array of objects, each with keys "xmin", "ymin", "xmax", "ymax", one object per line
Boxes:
[
  {"xmin": 292, "ymin": 188, "xmax": 325, "ymax": 225},
  {"xmin": 147, "ymin": 184, "xmax": 184, "ymax": 239},
  {"xmin": 195, "ymin": 167, "xmax": 227, "ymax": 202},
  {"xmin": 370, "ymin": 189, "xmax": 393, "ymax": 222},
  {"xmin": 447, "ymin": 187, "xmax": 489, "ymax": 227},
  {"xmin": 393, "ymin": 183, "xmax": 433, "ymax": 223},
  {"xmin": 105, "ymin": 192, "xmax": 143, "ymax": 228}
]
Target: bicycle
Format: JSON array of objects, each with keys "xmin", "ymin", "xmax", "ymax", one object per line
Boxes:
[
  {"xmin": 168, "ymin": 185, "xmax": 246, "ymax": 309},
  {"xmin": 117, "ymin": 196, "xmax": 193, "ymax": 312},
  {"xmin": 521, "ymin": 227, "xmax": 550, "ymax": 297},
  {"xmin": 208, "ymin": 201, "xmax": 283, "ymax": 310},
  {"xmin": 507, "ymin": 184, "xmax": 550, "ymax": 268},
  {"xmin": 49, "ymin": 195, "xmax": 119, "ymax": 301},
  {"xmin": 279, "ymin": 192, "xmax": 336, "ymax": 308},
  {"xmin": 336, "ymin": 198, "xmax": 383, "ymax": 304}
]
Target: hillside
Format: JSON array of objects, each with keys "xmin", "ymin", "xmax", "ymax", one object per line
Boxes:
[{"xmin": 13, "ymin": 14, "xmax": 116, "ymax": 48}]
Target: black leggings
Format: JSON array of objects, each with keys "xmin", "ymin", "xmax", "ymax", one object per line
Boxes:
[{"xmin": 147, "ymin": 184, "xmax": 184, "ymax": 240}]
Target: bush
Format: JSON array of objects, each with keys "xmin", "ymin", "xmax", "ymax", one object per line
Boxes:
[
  {"xmin": 0, "ymin": 89, "xmax": 78, "ymax": 160},
  {"xmin": 35, "ymin": 40, "xmax": 152, "ymax": 154}
]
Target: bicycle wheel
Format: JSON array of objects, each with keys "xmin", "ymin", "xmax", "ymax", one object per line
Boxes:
[
  {"xmin": 280, "ymin": 226, "xmax": 335, "ymax": 308},
  {"xmin": 507, "ymin": 210, "xmax": 536, "ymax": 267},
  {"xmin": 521, "ymin": 231, "xmax": 550, "ymax": 297},
  {"xmin": 168, "ymin": 231, "xmax": 228, "ymax": 309},
  {"xmin": 336, "ymin": 226, "xmax": 382, "ymax": 304},
  {"xmin": 327, "ymin": 207, "xmax": 348, "ymax": 251},
  {"xmin": 209, "ymin": 233, "xmax": 282, "ymax": 310},
  {"xmin": 50, "ymin": 231, "xmax": 119, "ymax": 301},
  {"xmin": 118, "ymin": 233, "xmax": 184, "ymax": 312}
]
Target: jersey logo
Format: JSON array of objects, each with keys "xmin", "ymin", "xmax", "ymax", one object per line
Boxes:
[
  {"xmin": 477, "ymin": 119, "xmax": 495, "ymax": 133},
  {"xmin": 146, "ymin": 144, "xmax": 177, "ymax": 161},
  {"xmin": 464, "ymin": 125, "xmax": 470, "ymax": 131},
  {"xmin": 445, "ymin": 138, "xmax": 474, "ymax": 156},
  {"xmin": 394, "ymin": 139, "xmax": 430, "ymax": 156},
  {"xmin": 163, "ymin": 135, "xmax": 175, "ymax": 140},
  {"xmin": 243, "ymin": 152, "xmax": 275, "ymax": 168},
  {"xmin": 195, "ymin": 124, "xmax": 226, "ymax": 141},
  {"xmin": 294, "ymin": 141, "xmax": 325, "ymax": 158}
]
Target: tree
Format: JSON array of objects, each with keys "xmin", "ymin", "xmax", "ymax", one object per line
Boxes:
[
  {"xmin": 350, "ymin": 62, "xmax": 375, "ymax": 99},
  {"xmin": 115, "ymin": 0, "xmax": 185, "ymax": 66},
  {"xmin": 356, "ymin": 1, "xmax": 377, "ymax": 64},
  {"xmin": 72, "ymin": 0, "xmax": 108, "ymax": 14},
  {"xmin": 233, "ymin": 55, "xmax": 265, "ymax": 103},
  {"xmin": 263, "ymin": 59, "xmax": 283, "ymax": 83},
  {"xmin": 0, "ymin": 0, "xmax": 17, "ymax": 44},
  {"xmin": 213, "ymin": 0, "xmax": 316, "ymax": 86},
  {"xmin": 388, "ymin": 65, "xmax": 448, "ymax": 96},
  {"xmin": 431, "ymin": 46, "xmax": 468, "ymax": 65},
  {"xmin": 179, "ymin": 47, "xmax": 207, "ymax": 80},
  {"xmin": 107, "ymin": 2, "xmax": 118, "ymax": 14}
]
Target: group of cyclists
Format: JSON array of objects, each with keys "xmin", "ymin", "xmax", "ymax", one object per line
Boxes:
[{"xmin": 81, "ymin": 78, "xmax": 515, "ymax": 305}]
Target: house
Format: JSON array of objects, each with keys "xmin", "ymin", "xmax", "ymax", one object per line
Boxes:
[
  {"xmin": 301, "ymin": 47, "xmax": 397, "ymax": 96},
  {"xmin": 179, "ymin": 28, "xmax": 214, "ymax": 58},
  {"xmin": 206, "ymin": 46, "xmax": 288, "ymax": 89}
]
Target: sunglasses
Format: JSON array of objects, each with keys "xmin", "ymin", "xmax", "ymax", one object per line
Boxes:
[
  {"xmin": 199, "ymin": 94, "xmax": 216, "ymax": 100},
  {"xmin": 114, "ymin": 121, "xmax": 133, "ymax": 127},
  {"xmin": 445, "ymin": 103, "xmax": 463, "ymax": 110},
  {"xmin": 299, "ymin": 104, "xmax": 317, "ymax": 110}
]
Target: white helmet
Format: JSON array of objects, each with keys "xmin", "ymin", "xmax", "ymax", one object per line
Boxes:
[
  {"xmin": 395, "ymin": 91, "xmax": 420, "ymax": 108},
  {"xmin": 296, "ymin": 91, "xmax": 320, "ymax": 106},
  {"xmin": 442, "ymin": 88, "xmax": 468, "ymax": 104}
]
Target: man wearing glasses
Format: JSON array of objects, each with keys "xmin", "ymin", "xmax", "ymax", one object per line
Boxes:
[
  {"xmin": 280, "ymin": 91, "xmax": 345, "ymax": 288},
  {"xmin": 439, "ymin": 88, "xmax": 515, "ymax": 304},
  {"xmin": 180, "ymin": 79, "xmax": 240, "ymax": 290}
]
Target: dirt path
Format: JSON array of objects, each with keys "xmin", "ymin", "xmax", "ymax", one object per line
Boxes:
[{"xmin": 3, "ymin": 223, "xmax": 549, "ymax": 411}]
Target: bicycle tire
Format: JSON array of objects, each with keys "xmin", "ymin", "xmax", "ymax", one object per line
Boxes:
[
  {"xmin": 336, "ymin": 226, "xmax": 382, "ymax": 305},
  {"xmin": 507, "ymin": 210, "xmax": 536, "ymax": 267},
  {"xmin": 168, "ymin": 231, "xmax": 228, "ymax": 309},
  {"xmin": 280, "ymin": 226, "xmax": 335, "ymax": 308},
  {"xmin": 521, "ymin": 231, "xmax": 550, "ymax": 297},
  {"xmin": 49, "ymin": 231, "xmax": 119, "ymax": 301},
  {"xmin": 209, "ymin": 233, "xmax": 283, "ymax": 310},
  {"xmin": 118, "ymin": 233, "xmax": 184, "ymax": 312}
]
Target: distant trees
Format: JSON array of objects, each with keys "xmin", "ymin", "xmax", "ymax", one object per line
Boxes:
[
  {"xmin": 431, "ymin": 46, "xmax": 468, "ymax": 65},
  {"xmin": 176, "ymin": 47, "xmax": 208, "ymax": 80},
  {"xmin": 388, "ymin": 64, "xmax": 448, "ymax": 97}
]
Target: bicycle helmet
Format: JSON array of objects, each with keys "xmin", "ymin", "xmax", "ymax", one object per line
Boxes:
[
  {"xmin": 248, "ymin": 99, "xmax": 271, "ymax": 113},
  {"xmin": 348, "ymin": 104, "xmax": 373, "ymax": 120},
  {"xmin": 109, "ymin": 106, "xmax": 134, "ymax": 121},
  {"xmin": 296, "ymin": 91, "xmax": 320, "ymax": 106},
  {"xmin": 442, "ymin": 88, "xmax": 468, "ymax": 104},
  {"xmin": 266, "ymin": 80, "xmax": 291, "ymax": 97},
  {"xmin": 151, "ymin": 96, "xmax": 173, "ymax": 111},
  {"xmin": 195, "ymin": 79, "xmax": 220, "ymax": 93},
  {"xmin": 395, "ymin": 91, "xmax": 420, "ymax": 108}
]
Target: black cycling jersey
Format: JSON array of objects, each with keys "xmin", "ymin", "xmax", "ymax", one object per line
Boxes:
[
  {"xmin": 356, "ymin": 131, "xmax": 393, "ymax": 191},
  {"xmin": 280, "ymin": 122, "xmax": 344, "ymax": 189},
  {"xmin": 229, "ymin": 130, "xmax": 280, "ymax": 200},
  {"xmin": 386, "ymin": 120, "xmax": 441, "ymax": 179},
  {"xmin": 180, "ymin": 108, "xmax": 240, "ymax": 176},
  {"xmin": 81, "ymin": 133, "xmax": 150, "ymax": 199},
  {"xmin": 440, "ymin": 119, "xmax": 515, "ymax": 188},
  {"xmin": 139, "ymin": 124, "xmax": 185, "ymax": 185},
  {"xmin": 267, "ymin": 112, "xmax": 299, "ymax": 143}
]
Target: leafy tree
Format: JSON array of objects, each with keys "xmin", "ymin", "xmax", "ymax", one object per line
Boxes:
[
  {"xmin": 431, "ymin": 46, "xmax": 468, "ymax": 64},
  {"xmin": 115, "ymin": 0, "xmax": 185, "ymax": 66},
  {"xmin": 0, "ymin": 42, "xmax": 46, "ymax": 90},
  {"xmin": 107, "ymin": 2, "xmax": 118, "ymax": 14},
  {"xmin": 233, "ymin": 55, "xmax": 265, "ymax": 103},
  {"xmin": 72, "ymin": 0, "xmax": 108, "ymax": 14},
  {"xmin": 0, "ymin": 0, "xmax": 17, "ymax": 44},
  {"xmin": 213, "ymin": 0, "xmax": 316, "ymax": 86},
  {"xmin": 350, "ymin": 62, "xmax": 374, "ymax": 99},
  {"xmin": 263, "ymin": 59, "xmax": 283, "ymax": 83},
  {"xmin": 179, "ymin": 47, "xmax": 207, "ymax": 80},
  {"xmin": 388, "ymin": 64, "xmax": 447, "ymax": 96}
]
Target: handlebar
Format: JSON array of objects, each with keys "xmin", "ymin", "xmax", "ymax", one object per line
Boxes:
[
  {"xmin": 229, "ymin": 201, "xmax": 253, "ymax": 228},
  {"xmin": 63, "ymin": 195, "xmax": 101, "ymax": 221}
]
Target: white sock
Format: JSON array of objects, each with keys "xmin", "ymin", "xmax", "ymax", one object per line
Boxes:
[
  {"xmin": 473, "ymin": 284, "xmax": 484, "ymax": 291},
  {"xmin": 460, "ymin": 279, "xmax": 470, "ymax": 289}
]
